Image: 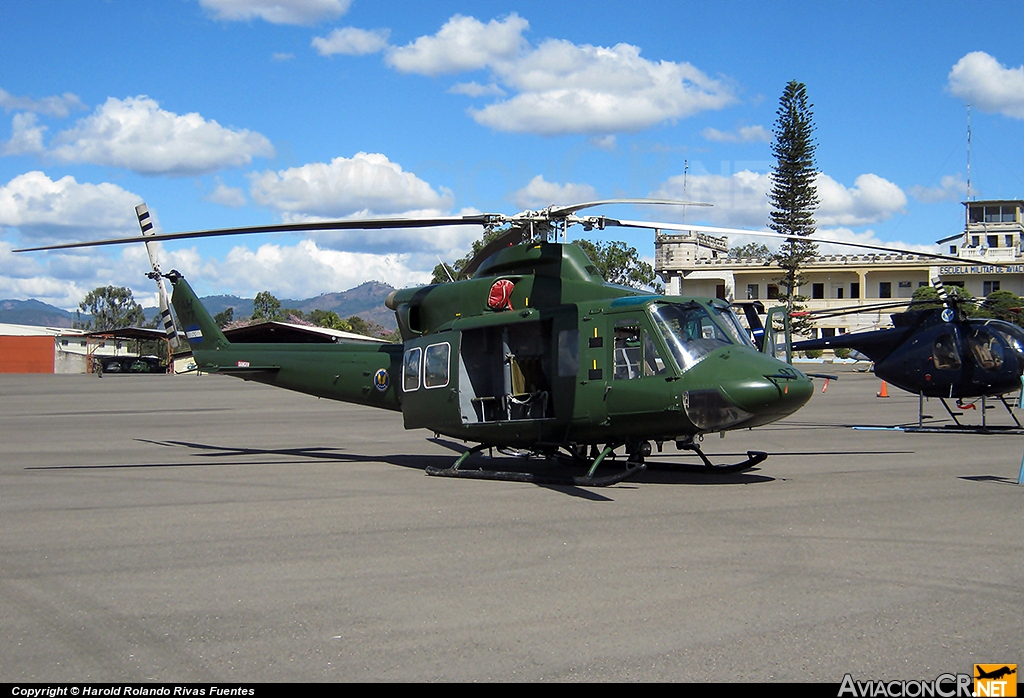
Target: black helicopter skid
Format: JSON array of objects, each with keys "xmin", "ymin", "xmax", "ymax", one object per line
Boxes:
[
  {"xmin": 424, "ymin": 443, "xmax": 646, "ymax": 487},
  {"xmin": 656, "ymin": 439, "xmax": 769, "ymax": 474},
  {"xmin": 901, "ymin": 393, "xmax": 1024, "ymax": 434}
]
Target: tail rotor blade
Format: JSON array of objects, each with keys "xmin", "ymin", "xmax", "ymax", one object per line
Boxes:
[{"xmin": 137, "ymin": 204, "xmax": 181, "ymax": 349}]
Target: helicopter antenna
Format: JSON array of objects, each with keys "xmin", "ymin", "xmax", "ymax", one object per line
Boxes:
[
  {"xmin": 682, "ymin": 160, "xmax": 689, "ymax": 224},
  {"xmin": 966, "ymin": 104, "xmax": 972, "ymax": 202},
  {"xmin": 436, "ymin": 255, "xmax": 455, "ymax": 283}
]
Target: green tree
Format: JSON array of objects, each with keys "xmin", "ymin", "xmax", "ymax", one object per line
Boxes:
[
  {"xmin": 252, "ymin": 291, "xmax": 281, "ymax": 321},
  {"xmin": 308, "ymin": 309, "xmax": 353, "ymax": 332},
  {"xmin": 75, "ymin": 285, "xmax": 145, "ymax": 331},
  {"xmin": 572, "ymin": 239, "xmax": 661, "ymax": 291},
  {"xmin": 768, "ymin": 81, "xmax": 820, "ymax": 337},
  {"xmin": 729, "ymin": 243, "xmax": 771, "ymax": 259},
  {"xmin": 980, "ymin": 289, "xmax": 1024, "ymax": 325},
  {"xmin": 214, "ymin": 307, "xmax": 234, "ymax": 328},
  {"xmin": 911, "ymin": 284, "xmax": 979, "ymax": 316}
]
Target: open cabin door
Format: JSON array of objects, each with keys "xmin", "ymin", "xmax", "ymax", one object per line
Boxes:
[{"xmin": 456, "ymin": 319, "xmax": 556, "ymax": 425}]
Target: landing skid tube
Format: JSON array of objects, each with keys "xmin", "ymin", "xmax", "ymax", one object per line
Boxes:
[
  {"xmin": 665, "ymin": 441, "xmax": 768, "ymax": 473},
  {"xmin": 902, "ymin": 393, "xmax": 1024, "ymax": 434},
  {"xmin": 424, "ymin": 443, "xmax": 646, "ymax": 487}
]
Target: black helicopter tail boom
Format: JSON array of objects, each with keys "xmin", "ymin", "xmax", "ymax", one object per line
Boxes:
[{"xmin": 792, "ymin": 325, "xmax": 911, "ymax": 364}]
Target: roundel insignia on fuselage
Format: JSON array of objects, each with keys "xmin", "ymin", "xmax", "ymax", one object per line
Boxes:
[{"xmin": 373, "ymin": 368, "xmax": 389, "ymax": 391}]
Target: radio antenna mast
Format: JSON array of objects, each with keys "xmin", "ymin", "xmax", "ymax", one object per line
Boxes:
[{"xmin": 966, "ymin": 104, "xmax": 972, "ymax": 202}]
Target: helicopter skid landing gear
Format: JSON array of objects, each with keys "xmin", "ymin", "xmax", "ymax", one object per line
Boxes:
[
  {"xmin": 424, "ymin": 442, "xmax": 646, "ymax": 487},
  {"xmin": 669, "ymin": 439, "xmax": 768, "ymax": 473}
]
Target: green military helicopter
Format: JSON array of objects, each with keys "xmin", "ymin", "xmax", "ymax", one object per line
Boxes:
[{"xmin": 20, "ymin": 200, "xmax": 816, "ymax": 486}]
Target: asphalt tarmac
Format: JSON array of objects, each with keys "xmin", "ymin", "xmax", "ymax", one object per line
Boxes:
[{"xmin": 1, "ymin": 368, "xmax": 1021, "ymax": 682}]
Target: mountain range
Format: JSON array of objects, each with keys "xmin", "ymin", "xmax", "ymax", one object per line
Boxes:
[{"xmin": 0, "ymin": 281, "xmax": 398, "ymax": 330}]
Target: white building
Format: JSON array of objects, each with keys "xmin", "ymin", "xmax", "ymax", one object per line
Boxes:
[{"xmin": 654, "ymin": 199, "xmax": 1024, "ymax": 337}]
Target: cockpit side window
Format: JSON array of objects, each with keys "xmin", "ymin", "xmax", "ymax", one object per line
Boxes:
[{"xmin": 967, "ymin": 329, "xmax": 1005, "ymax": 371}]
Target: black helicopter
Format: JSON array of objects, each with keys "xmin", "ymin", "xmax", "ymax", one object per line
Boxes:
[{"xmin": 792, "ymin": 278, "xmax": 1024, "ymax": 429}]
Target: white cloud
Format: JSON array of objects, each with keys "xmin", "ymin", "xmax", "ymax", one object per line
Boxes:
[
  {"xmin": 909, "ymin": 175, "xmax": 968, "ymax": 204},
  {"xmin": 0, "ymin": 171, "xmax": 142, "ymax": 240},
  {"xmin": 513, "ymin": 175, "xmax": 598, "ymax": 209},
  {"xmin": 205, "ymin": 181, "xmax": 247, "ymax": 208},
  {"xmin": 386, "ymin": 14, "xmax": 529, "ymax": 76},
  {"xmin": 589, "ymin": 135, "xmax": 617, "ymax": 151},
  {"xmin": 206, "ymin": 240, "xmax": 432, "ymax": 297},
  {"xmin": 248, "ymin": 152, "xmax": 453, "ymax": 218},
  {"xmin": 50, "ymin": 96, "xmax": 275, "ymax": 176},
  {"xmin": 0, "ymin": 88, "xmax": 85, "ymax": 118},
  {"xmin": 312, "ymin": 27, "xmax": 390, "ymax": 56},
  {"xmin": 815, "ymin": 173, "xmax": 907, "ymax": 227},
  {"xmin": 702, "ymin": 125, "xmax": 770, "ymax": 143},
  {"xmin": 1, "ymin": 113, "xmax": 47, "ymax": 156},
  {"xmin": 471, "ymin": 39, "xmax": 736, "ymax": 136},
  {"xmin": 650, "ymin": 170, "xmax": 770, "ymax": 227},
  {"xmin": 271, "ymin": 52, "xmax": 296, "ymax": 61},
  {"xmin": 447, "ymin": 82, "xmax": 506, "ymax": 97},
  {"xmin": 948, "ymin": 51, "xmax": 1024, "ymax": 119},
  {"xmin": 650, "ymin": 170, "xmax": 907, "ymax": 228},
  {"xmin": 199, "ymin": 0, "xmax": 350, "ymax": 25}
]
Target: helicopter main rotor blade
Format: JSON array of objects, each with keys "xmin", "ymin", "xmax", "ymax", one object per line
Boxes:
[
  {"xmin": 595, "ymin": 218, "xmax": 1009, "ymax": 268},
  {"xmin": 546, "ymin": 198, "xmax": 711, "ymax": 218},
  {"xmin": 13, "ymin": 214, "xmax": 494, "ymax": 253}
]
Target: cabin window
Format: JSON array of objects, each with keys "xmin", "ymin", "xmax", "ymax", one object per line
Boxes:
[
  {"xmin": 423, "ymin": 343, "xmax": 450, "ymax": 388},
  {"xmin": 557, "ymin": 329, "xmax": 579, "ymax": 378},
  {"xmin": 933, "ymin": 333, "xmax": 961, "ymax": 370},
  {"xmin": 402, "ymin": 347, "xmax": 421, "ymax": 391},
  {"xmin": 613, "ymin": 321, "xmax": 666, "ymax": 380}
]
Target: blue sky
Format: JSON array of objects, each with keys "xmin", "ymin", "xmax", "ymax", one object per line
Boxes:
[{"xmin": 2, "ymin": 0, "xmax": 1024, "ymax": 308}]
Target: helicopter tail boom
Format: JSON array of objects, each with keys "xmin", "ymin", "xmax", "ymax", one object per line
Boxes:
[{"xmin": 166, "ymin": 270, "xmax": 231, "ymax": 351}]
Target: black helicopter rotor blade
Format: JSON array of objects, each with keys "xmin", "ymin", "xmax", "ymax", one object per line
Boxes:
[
  {"xmin": 13, "ymin": 214, "xmax": 495, "ymax": 253},
  {"xmin": 594, "ymin": 218, "xmax": 1010, "ymax": 268},
  {"xmin": 545, "ymin": 198, "xmax": 710, "ymax": 218}
]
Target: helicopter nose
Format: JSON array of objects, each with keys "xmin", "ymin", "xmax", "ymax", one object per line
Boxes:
[{"xmin": 719, "ymin": 358, "xmax": 813, "ymax": 425}]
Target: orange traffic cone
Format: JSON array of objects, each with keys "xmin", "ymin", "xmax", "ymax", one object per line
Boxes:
[{"xmin": 876, "ymin": 381, "xmax": 889, "ymax": 398}]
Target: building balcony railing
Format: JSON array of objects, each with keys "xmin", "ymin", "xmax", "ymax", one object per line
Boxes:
[{"xmin": 955, "ymin": 246, "xmax": 1019, "ymax": 261}]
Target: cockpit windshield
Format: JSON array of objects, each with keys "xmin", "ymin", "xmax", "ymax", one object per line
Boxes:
[{"xmin": 650, "ymin": 302, "xmax": 737, "ymax": 370}]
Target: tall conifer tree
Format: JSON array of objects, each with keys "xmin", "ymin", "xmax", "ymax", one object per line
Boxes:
[{"xmin": 769, "ymin": 81, "xmax": 819, "ymax": 336}]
